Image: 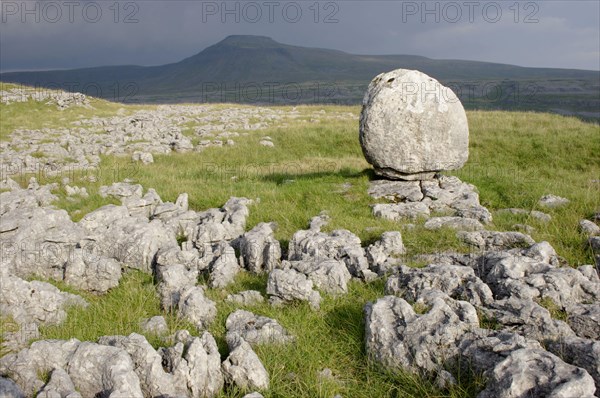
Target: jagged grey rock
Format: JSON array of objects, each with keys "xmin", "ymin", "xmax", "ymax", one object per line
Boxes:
[
  {"xmin": 538, "ymin": 194, "xmax": 570, "ymax": 209},
  {"xmin": 122, "ymin": 188, "xmax": 163, "ymax": 218},
  {"xmin": 78, "ymin": 204, "xmax": 130, "ymax": 232},
  {"xmin": 497, "ymin": 207, "xmax": 552, "ymax": 223},
  {"xmin": 140, "ymin": 315, "xmax": 169, "ymax": 335},
  {"xmin": 286, "ymin": 259, "xmax": 352, "ymax": 295},
  {"xmin": 482, "ymin": 298, "xmax": 575, "ymax": 342},
  {"xmin": 546, "ymin": 336, "xmax": 600, "ymax": 397},
  {"xmin": 177, "ymin": 286, "xmax": 217, "ymax": 330},
  {"xmin": 372, "ymin": 202, "xmax": 430, "ymax": 221},
  {"xmin": 288, "ymin": 219, "xmax": 372, "ymax": 280},
  {"xmin": 67, "ymin": 342, "xmax": 144, "ymax": 398},
  {"xmin": 367, "ymin": 180, "xmax": 424, "ymax": 202},
  {"xmin": 1, "ymin": 205, "xmax": 85, "ymax": 281},
  {"xmin": 0, "ymin": 339, "xmax": 81, "ymax": 396},
  {"xmin": 590, "ymin": 237, "xmax": 600, "ymax": 267},
  {"xmin": 86, "ymin": 216, "xmax": 177, "ymax": 273},
  {"xmin": 0, "ymin": 322, "xmax": 39, "ymax": 355},
  {"xmin": 98, "ymin": 333, "xmax": 179, "ymax": 398},
  {"xmin": 225, "ymin": 310, "xmax": 294, "ymax": 346},
  {"xmin": 477, "ymin": 348, "xmax": 595, "ymax": 398},
  {"xmin": 385, "ymin": 264, "xmax": 494, "ymax": 307},
  {"xmin": 131, "ymin": 151, "xmax": 154, "ymax": 164},
  {"xmin": 366, "ymin": 231, "xmax": 406, "ymax": 275},
  {"xmin": 37, "ymin": 368, "xmax": 81, "ymax": 398},
  {"xmin": 364, "ymin": 293, "xmax": 478, "ymax": 375},
  {"xmin": 421, "ymin": 175, "xmax": 492, "ymax": 223},
  {"xmin": 209, "ymin": 243, "xmax": 240, "ymax": 289},
  {"xmin": 222, "ymin": 337, "xmax": 269, "ymax": 391},
  {"xmin": 359, "ymin": 69, "xmax": 468, "ymax": 180},
  {"xmin": 424, "ymin": 216, "xmax": 484, "ymax": 231},
  {"xmin": 63, "ymin": 248, "xmax": 122, "ymax": 293},
  {"xmin": 580, "ymin": 220, "xmax": 600, "ymax": 236},
  {"xmin": 0, "ymin": 377, "xmax": 25, "ymax": 398},
  {"xmin": 158, "ymin": 331, "xmax": 224, "ymax": 397},
  {"xmin": 98, "ymin": 182, "xmax": 143, "ymax": 199},
  {"xmin": 458, "ymin": 329, "xmax": 542, "ymax": 375},
  {"xmin": 266, "ymin": 268, "xmax": 321, "ymax": 310},
  {"xmin": 567, "ymin": 303, "xmax": 600, "ymax": 339},
  {"xmin": 226, "ymin": 291, "xmax": 265, "ymax": 306},
  {"xmin": 458, "ymin": 230, "xmax": 535, "ymax": 251},
  {"xmin": 155, "ymin": 246, "xmax": 200, "ymax": 309},
  {"xmin": 64, "ymin": 185, "xmax": 88, "ymax": 198},
  {"xmin": 238, "ymin": 222, "xmax": 281, "ymax": 274},
  {"xmin": 242, "ymin": 393, "xmax": 264, "ymax": 398},
  {"xmin": 475, "ymin": 243, "xmax": 600, "ymax": 306},
  {"xmin": 0, "ymin": 274, "xmax": 86, "ymax": 327}
]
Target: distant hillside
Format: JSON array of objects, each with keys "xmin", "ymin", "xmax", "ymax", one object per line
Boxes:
[{"xmin": 2, "ymin": 35, "xmax": 599, "ymax": 118}]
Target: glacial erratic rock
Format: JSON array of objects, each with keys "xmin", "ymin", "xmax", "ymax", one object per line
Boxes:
[{"xmin": 359, "ymin": 69, "xmax": 469, "ymax": 180}]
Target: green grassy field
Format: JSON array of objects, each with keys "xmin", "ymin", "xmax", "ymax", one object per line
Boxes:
[{"xmin": 1, "ymin": 86, "xmax": 599, "ymax": 397}]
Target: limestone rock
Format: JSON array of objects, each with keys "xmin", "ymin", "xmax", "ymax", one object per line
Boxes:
[
  {"xmin": 238, "ymin": 222, "xmax": 281, "ymax": 274},
  {"xmin": 222, "ymin": 336, "xmax": 269, "ymax": 391},
  {"xmin": 266, "ymin": 268, "xmax": 321, "ymax": 310},
  {"xmin": 424, "ymin": 216, "xmax": 484, "ymax": 231},
  {"xmin": 477, "ymin": 348, "xmax": 595, "ymax": 398},
  {"xmin": 140, "ymin": 316, "xmax": 169, "ymax": 335},
  {"xmin": 67, "ymin": 342, "xmax": 144, "ymax": 398},
  {"xmin": 226, "ymin": 291, "xmax": 265, "ymax": 306},
  {"xmin": 0, "ymin": 377, "xmax": 25, "ymax": 398},
  {"xmin": 580, "ymin": 220, "xmax": 600, "ymax": 236},
  {"xmin": 226, "ymin": 310, "xmax": 294, "ymax": 346},
  {"xmin": 98, "ymin": 333, "xmax": 179, "ymax": 398},
  {"xmin": 457, "ymin": 230, "xmax": 535, "ymax": 251},
  {"xmin": 286, "ymin": 259, "xmax": 352, "ymax": 295},
  {"xmin": 538, "ymin": 194, "xmax": 570, "ymax": 209},
  {"xmin": 366, "ymin": 231, "xmax": 406, "ymax": 274},
  {"xmin": 385, "ymin": 264, "xmax": 494, "ymax": 307},
  {"xmin": 364, "ymin": 293, "xmax": 478, "ymax": 375},
  {"xmin": 567, "ymin": 303, "xmax": 600, "ymax": 340},
  {"xmin": 177, "ymin": 286, "xmax": 217, "ymax": 330},
  {"xmin": 372, "ymin": 202, "xmax": 430, "ymax": 221},
  {"xmin": 289, "ymin": 219, "xmax": 372, "ymax": 280},
  {"xmin": 359, "ymin": 69, "xmax": 468, "ymax": 180}
]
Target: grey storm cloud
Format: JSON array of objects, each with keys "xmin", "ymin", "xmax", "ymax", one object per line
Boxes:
[{"xmin": 0, "ymin": 0, "xmax": 598, "ymax": 72}]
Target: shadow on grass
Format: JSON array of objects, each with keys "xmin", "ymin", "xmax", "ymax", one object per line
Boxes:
[{"xmin": 259, "ymin": 168, "xmax": 374, "ymax": 185}]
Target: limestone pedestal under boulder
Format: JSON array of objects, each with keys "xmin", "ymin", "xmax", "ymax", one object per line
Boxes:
[{"xmin": 359, "ymin": 69, "xmax": 469, "ymax": 180}]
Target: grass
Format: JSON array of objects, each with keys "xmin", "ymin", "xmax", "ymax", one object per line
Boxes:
[{"xmin": 1, "ymin": 90, "xmax": 599, "ymax": 397}]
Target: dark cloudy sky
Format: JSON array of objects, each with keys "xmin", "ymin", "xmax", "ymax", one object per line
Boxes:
[{"xmin": 1, "ymin": 0, "xmax": 599, "ymax": 72}]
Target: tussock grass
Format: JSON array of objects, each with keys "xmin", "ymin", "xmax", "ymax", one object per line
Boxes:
[{"xmin": 2, "ymin": 94, "xmax": 599, "ymax": 396}]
